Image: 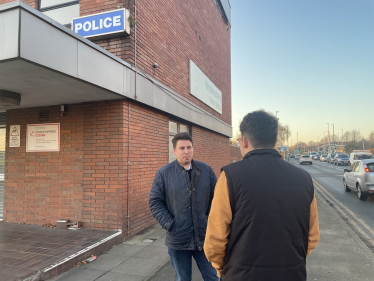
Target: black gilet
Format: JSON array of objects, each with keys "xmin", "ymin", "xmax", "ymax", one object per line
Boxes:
[{"xmin": 221, "ymin": 149, "xmax": 314, "ymax": 281}]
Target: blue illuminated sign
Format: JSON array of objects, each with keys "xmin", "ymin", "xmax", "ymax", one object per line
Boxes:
[{"xmin": 71, "ymin": 9, "xmax": 130, "ymax": 39}]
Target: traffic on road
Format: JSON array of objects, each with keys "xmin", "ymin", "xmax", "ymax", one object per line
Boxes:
[{"xmin": 286, "ymin": 151, "xmax": 374, "ymax": 254}]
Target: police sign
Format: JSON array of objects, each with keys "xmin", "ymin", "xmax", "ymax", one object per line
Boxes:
[{"xmin": 72, "ymin": 9, "xmax": 130, "ymax": 40}]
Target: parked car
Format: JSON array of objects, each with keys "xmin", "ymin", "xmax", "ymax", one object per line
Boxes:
[
  {"xmin": 349, "ymin": 151, "xmax": 373, "ymax": 165},
  {"xmin": 300, "ymin": 155, "xmax": 312, "ymax": 165},
  {"xmin": 312, "ymin": 155, "xmax": 319, "ymax": 160},
  {"xmin": 343, "ymin": 159, "xmax": 374, "ymax": 201},
  {"xmin": 333, "ymin": 153, "xmax": 350, "ymax": 166},
  {"xmin": 320, "ymin": 154, "xmax": 328, "ymax": 162},
  {"xmin": 295, "ymin": 154, "xmax": 301, "ymax": 159},
  {"xmin": 309, "ymin": 152, "xmax": 317, "ymax": 158},
  {"xmin": 327, "ymin": 153, "xmax": 336, "ymax": 164}
]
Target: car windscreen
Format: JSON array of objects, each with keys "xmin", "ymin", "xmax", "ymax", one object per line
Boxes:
[
  {"xmin": 301, "ymin": 155, "xmax": 309, "ymax": 158},
  {"xmin": 338, "ymin": 154, "xmax": 349, "ymax": 158},
  {"xmin": 357, "ymin": 154, "xmax": 374, "ymax": 160},
  {"xmin": 367, "ymin": 163, "xmax": 374, "ymax": 172},
  {"xmin": 331, "ymin": 154, "xmax": 336, "ymax": 157},
  {"xmin": 322, "ymin": 155, "xmax": 327, "ymax": 157}
]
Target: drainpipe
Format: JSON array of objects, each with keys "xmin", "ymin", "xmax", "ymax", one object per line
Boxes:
[{"xmin": 134, "ymin": 0, "xmax": 138, "ymax": 100}]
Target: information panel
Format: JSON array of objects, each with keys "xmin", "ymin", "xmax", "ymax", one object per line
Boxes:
[
  {"xmin": 26, "ymin": 123, "xmax": 60, "ymax": 152},
  {"xmin": 189, "ymin": 60, "xmax": 222, "ymax": 114},
  {"xmin": 9, "ymin": 125, "xmax": 20, "ymax": 148}
]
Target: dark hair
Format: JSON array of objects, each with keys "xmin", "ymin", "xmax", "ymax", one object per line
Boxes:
[
  {"xmin": 240, "ymin": 110, "xmax": 278, "ymax": 149},
  {"xmin": 172, "ymin": 132, "xmax": 193, "ymax": 148}
]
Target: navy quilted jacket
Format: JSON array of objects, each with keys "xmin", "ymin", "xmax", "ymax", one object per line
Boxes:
[{"xmin": 149, "ymin": 160, "xmax": 217, "ymax": 250}]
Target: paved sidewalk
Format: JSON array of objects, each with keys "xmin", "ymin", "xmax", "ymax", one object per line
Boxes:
[{"xmin": 50, "ymin": 192, "xmax": 374, "ymax": 281}]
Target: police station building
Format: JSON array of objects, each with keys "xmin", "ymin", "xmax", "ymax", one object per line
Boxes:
[{"xmin": 0, "ymin": 0, "xmax": 232, "ymax": 237}]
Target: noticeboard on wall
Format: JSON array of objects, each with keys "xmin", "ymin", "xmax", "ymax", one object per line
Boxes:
[{"xmin": 26, "ymin": 123, "xmax": 60, "ymax": 152}]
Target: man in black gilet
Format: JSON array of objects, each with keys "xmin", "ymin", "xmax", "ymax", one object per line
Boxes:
[{"xmin": 204, "ymin": 110, "xmax": 319, "ymax": 281}]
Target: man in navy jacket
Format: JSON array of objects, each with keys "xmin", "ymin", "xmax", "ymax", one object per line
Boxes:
[{"xmin": 149, "ymin": 132, "xmax": 218, "ymax": 281}]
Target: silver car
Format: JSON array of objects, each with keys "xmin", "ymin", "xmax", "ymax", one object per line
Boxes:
[
  {"xmin": 295, "ymin": 154, "xmax": 301, "ymax": 159},
  {"xmin": 299, "ymin": 155, "xmax": 312, "ymax": 165},
  {"xmin": 343, "ymin": 160, "xmax": 374, "ymax": 201},
  {"xmin": 320, "ymin": 154, "xmax": 328, "ymax": 162}
]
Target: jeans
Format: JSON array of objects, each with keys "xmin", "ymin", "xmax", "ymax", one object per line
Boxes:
[{"xmin": 168, "ymin": 248, "xmax": 219, "ymax": 281}]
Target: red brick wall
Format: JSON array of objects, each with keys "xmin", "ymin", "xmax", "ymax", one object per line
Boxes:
[
  {"xmin": 192, "ymin": 126, "xmax": 231, "ymax": 177},
  {"xmin": 230, "ymin": 145, "xmax": 242, "ymax": 163},
  {"xmin": 0, "ymin": 0, "xmax": 36, "ymax": 7},
  {"xmin": 82, "ymin": 101, "xmax": 127, "ymax": 231},
  {"xmin": 3, "ymin": 100, "xmax": 170, "ymax": 236},
  {"xmin": 3, "ymin": 101, "xmax": 231, "ymax": 236},
  {"xmin": 133, "ymin": 0, "xmax": 231, "ymax": 124},
  {"xmin": 5, "ymin": 105, "xmax": 84, "ymax": 225},
  {"xmin": 127, "ymin": 102, "xmax": 168, "ymax": 235},
  {"xmin": 81, "ymin": 0, "xmax": 231, "ymax": 125}
]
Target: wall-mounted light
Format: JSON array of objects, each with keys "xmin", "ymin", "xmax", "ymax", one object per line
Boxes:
[
  {"xmin": 61, "ymin": 105, "xmax": 67, "ymax": 116},
  {"xmin": 0, "ymin": 90, "xmax": 21, "ymax": 106}
]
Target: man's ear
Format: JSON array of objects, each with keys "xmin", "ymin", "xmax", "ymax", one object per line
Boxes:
[{"xmin": 242, "ymin": 135, "xmax": 249, "ymax": 149}]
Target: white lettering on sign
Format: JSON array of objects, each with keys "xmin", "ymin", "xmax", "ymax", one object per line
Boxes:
[
  {"xmin": 104, "ymin": 17, "xmax": 112, "ymax": 28},
  {"xmin": 113, "ymin": 15, "xmax": 121, "ymax": 26},
  {"xmin": 83, "ymin": 21, "xmax": 91, "ymax": 31},
  {"xmin": 71, "ymin": 9, "xmax": 130, "ymax": 39},
  {"xmin": 75, "ymin": 23, "xmax": 82, "ymax": 32},
  {"xmin": 92, "ymin": 20, "xmax": 99, "ymax": 30}
]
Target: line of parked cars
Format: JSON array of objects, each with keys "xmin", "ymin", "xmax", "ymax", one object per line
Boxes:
[{"xmin": 289, "ymin": 150, "xmax": 374, "ymax": 201}]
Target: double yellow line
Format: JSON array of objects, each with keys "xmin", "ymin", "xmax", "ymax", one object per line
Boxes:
[{"xmin": 313, "ymin": 178, "xmax": 374, "ymax": 247}]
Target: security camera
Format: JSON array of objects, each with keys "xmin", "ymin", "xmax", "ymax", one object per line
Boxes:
[{"xmin": 153, "ymin": 63, "xmax": 158, "ymax": 69}]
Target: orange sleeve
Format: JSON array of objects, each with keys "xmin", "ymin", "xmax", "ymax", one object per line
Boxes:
[
  {"xmin": 204, "ymin": 171, "xmax": 232, "ymax": 278},
  {"xmin": 307, "ymin": 194, "xmax": 320, "ymax": 256}
]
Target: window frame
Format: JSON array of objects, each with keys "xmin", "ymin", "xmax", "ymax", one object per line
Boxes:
[{"xmin": 38, "ymin": 0, "xmax": 80, "ymax": 12}]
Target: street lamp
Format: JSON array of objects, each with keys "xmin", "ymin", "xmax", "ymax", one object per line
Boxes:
[
  {"xmin": 326, "ymin": 123, "xmax": 330, "ymax": 153},
  {"xmin": 341, "ymin": 129, "xmax": 343, "ymax": 145},
  {"xmin": 331, "ymin": 124, "xmax": 335, "ymax": 150},
  {"xmin": 297, "ymin": 132, "xmax": 298, "ymax": 154}
]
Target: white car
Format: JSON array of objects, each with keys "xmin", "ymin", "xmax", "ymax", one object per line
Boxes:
[
  {"xmin": 295, "ymin": 154, "xmax": 301, "ymax": 159},
  {"xmin": 349, "ymin": 151, "xmax": 373, "ymax": 165},
  {"xmin": 300, "ymin": 155, "xmax": 312, "ymax": 165}
]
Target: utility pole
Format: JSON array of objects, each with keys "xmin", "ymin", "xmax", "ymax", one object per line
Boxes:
[
  {"xmin": 331, "ymin": 124, "xmax": 334, "ymax": 152},
  {"xmin": 318, "ymin": 136, "xmax": 319, "ymax": 152},
  {"xmin": 324, "ymin": 131, "xmax": 326, "ymax": 152},
  {"xmin": 297, "ymin": 132, "xmax": 298, "ymax": 154},
  {"xmin": 327, "ymin": 123, "xmax": 330, "ymax": 153},
  {"xmin": 341, "ymin": 129, "xmax": 343, "ymax": 145}
]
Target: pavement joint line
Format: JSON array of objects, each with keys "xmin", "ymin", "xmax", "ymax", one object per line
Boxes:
[
  {"xmin": 312, "ymin": 179, "xmax": 374, "ymax": 238},
  {"xmin": 42, "ymin": 230, "xmax": 122, "ymax": 273},
  {"xmin": 143, "ymin": 256, "xmax": 171, "ymax": 281}
]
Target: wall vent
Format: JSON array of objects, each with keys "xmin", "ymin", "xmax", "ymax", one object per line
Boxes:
[{"xmin": 39, "ymin": 110, "xmax": 49, "ymax": 121}]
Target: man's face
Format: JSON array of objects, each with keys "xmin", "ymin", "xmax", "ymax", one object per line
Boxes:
[{"xmin": 173, "ymin": 140, "xmax": 193, "ymax": 166}]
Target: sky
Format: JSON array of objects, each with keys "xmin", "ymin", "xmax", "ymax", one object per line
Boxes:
[{"xmin": 230, "ymin": 0, "xmax": 374, "ymax": 144}]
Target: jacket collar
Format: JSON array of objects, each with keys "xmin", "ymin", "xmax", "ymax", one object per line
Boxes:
[
  {"xmin": 175, "ymin": 159, "xmax": 201, "ymax": 172},
  {"xmin": 243, "ymin": 149, "xmax": 281, "ymax": 160}
]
